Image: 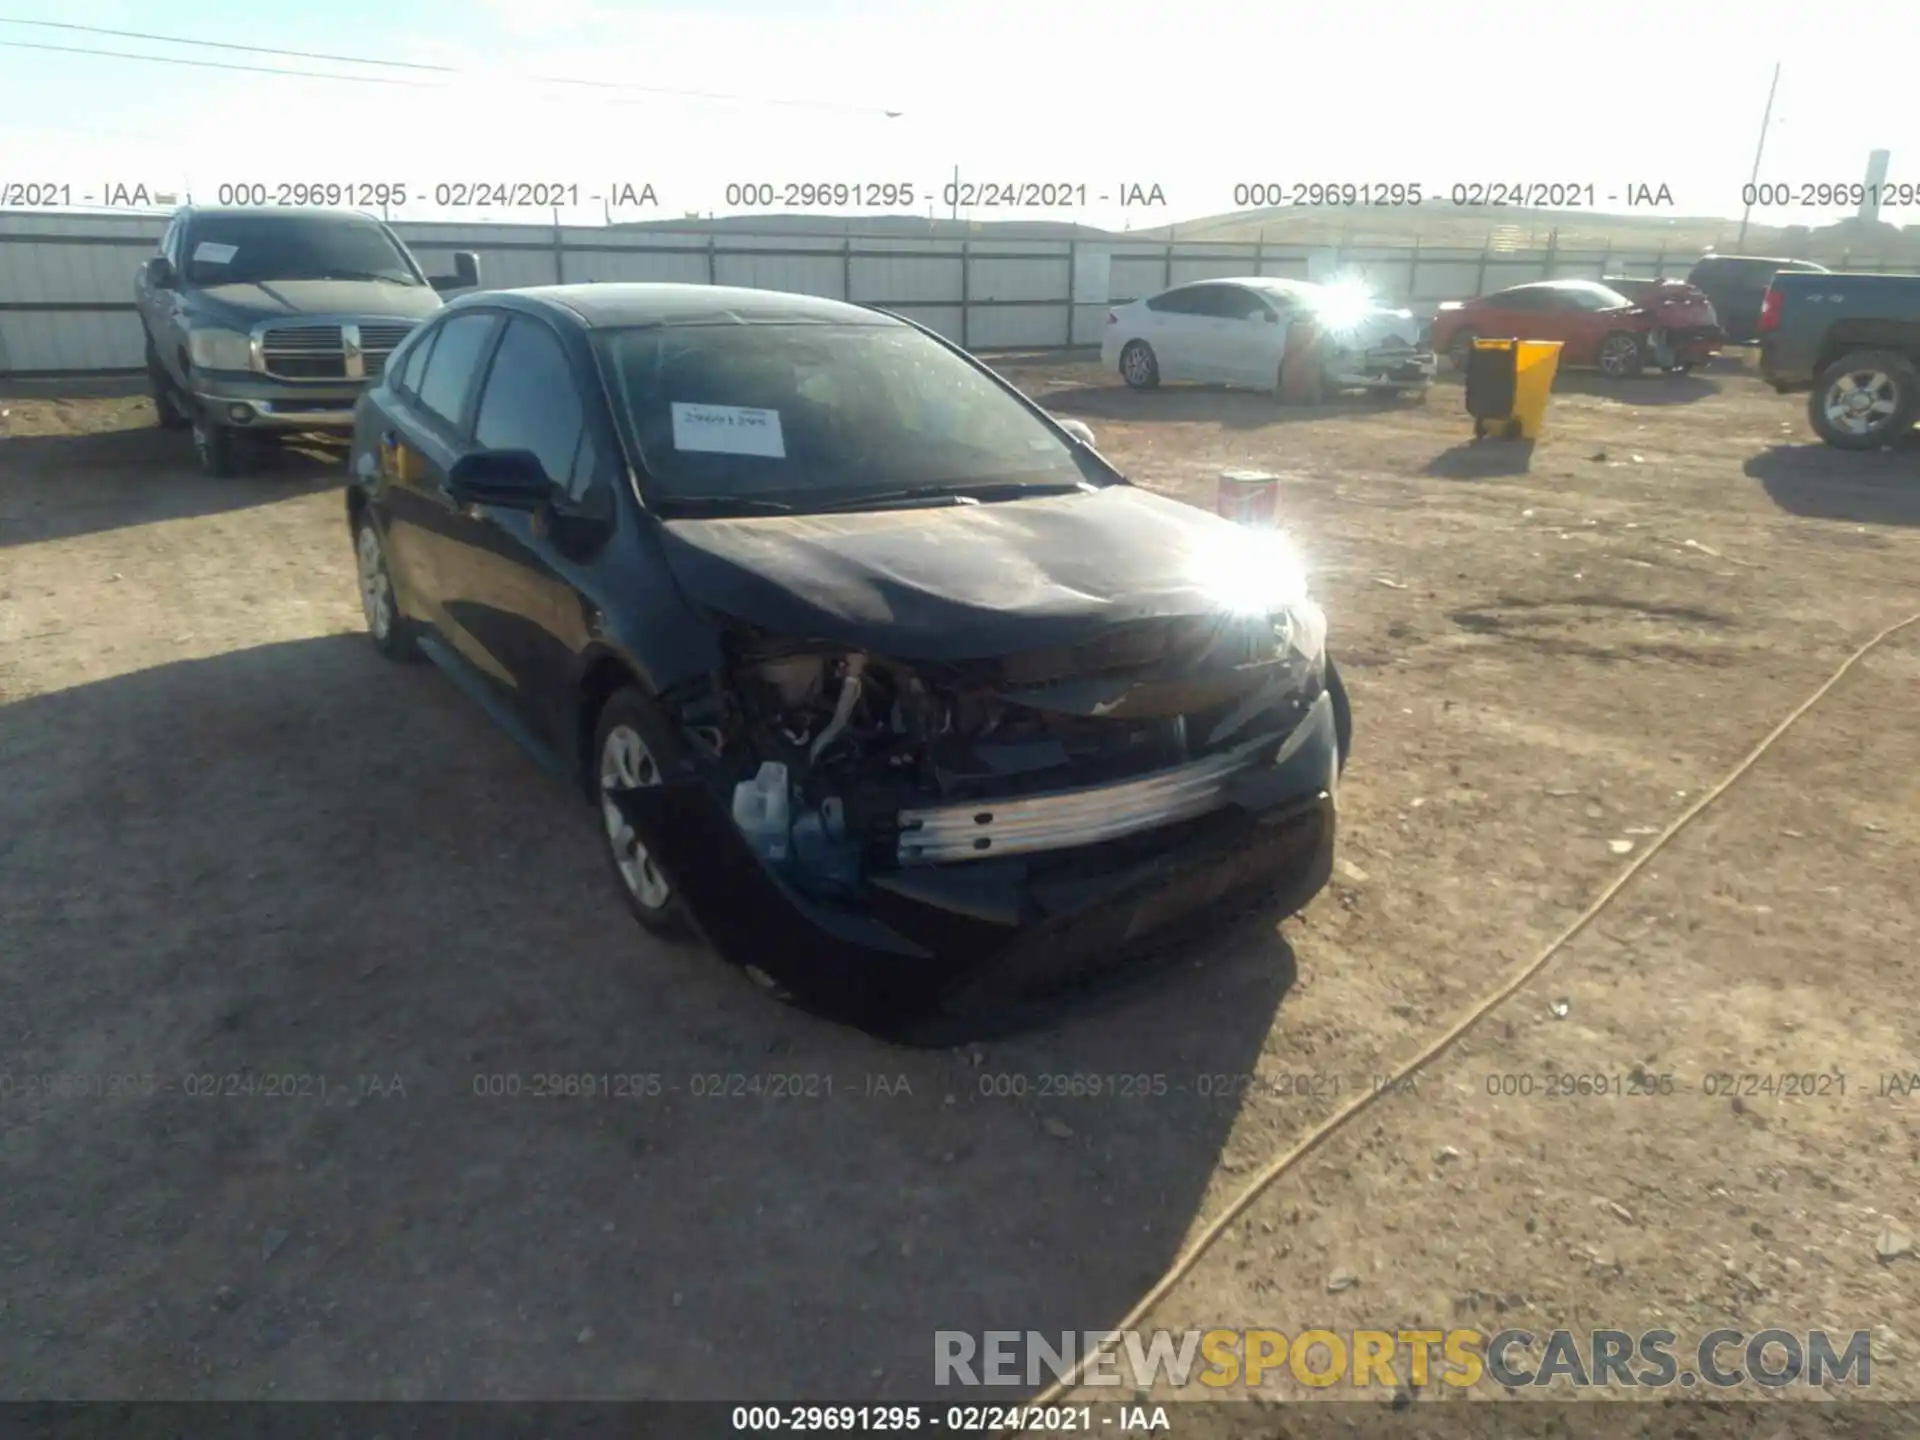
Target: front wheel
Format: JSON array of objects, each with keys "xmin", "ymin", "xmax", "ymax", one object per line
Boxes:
[
  {"xmin": 191, "ymin": 414, "xmax": 248, "ymax": 478},
  {"xmin": 145, "ymin": 340, "xmax": 191, "ymax": 430},
  {"xmin": 1119, "ymin": 340, "xmax": 1160, "ymax": 390},
  {"xmin": 1808, "ymin": 348, "xmax": 1919, "ymax": 451},
  {"xmin": 1596, "ymin": 332, "xmax": 1646, "ymax": 379},
  {"xmin": 594, "ymin": 688, "xmax": 692, "ymax": 939}
]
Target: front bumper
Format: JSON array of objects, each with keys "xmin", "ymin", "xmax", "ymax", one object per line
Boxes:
[
  {"xmin": 190, "ymin": 369, "xmax": 365, "ymax": 430},
  {"xmin": 1327, "ymin": 348, "xmax": 1436, "ymax": 390},
  {"xmin": 613, "ymin": 689, "xmax": 1342, "ymax": 1038}
]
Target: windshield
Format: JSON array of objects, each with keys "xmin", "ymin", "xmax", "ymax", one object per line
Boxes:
[
  {"xmin": 181, "ymin": 214, "xmax": 421, "ymax": 287},
  {"xmin": 597, "ymin": 321, "xmax": 1093, "ymax": 509}
]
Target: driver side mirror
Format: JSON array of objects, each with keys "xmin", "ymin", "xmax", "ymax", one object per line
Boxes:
[
  {"xmin": 431, "ymin": 251, "xmax": 481, "ymax": 294},
  {"xmin": 143, "ymin": 255, "xmax": 176, "ymax": 290},
  {"xmin": 446, "ymin": 449, "xmax": 553, "ymax": 509},
  {"xmin": 1056, "ymin": 417, "xmax": 1096, "ymax": 448}
]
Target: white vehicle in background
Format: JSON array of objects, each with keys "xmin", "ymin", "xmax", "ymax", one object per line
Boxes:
[{"xmin": 1100, "ymin": 277, "xmax": 1435, "ymax": 397}]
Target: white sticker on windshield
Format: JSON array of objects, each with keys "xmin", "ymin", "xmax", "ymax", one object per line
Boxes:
[
  {"xmin": 670, "ymin": 403, "xmax": 785, "ymax": 458},
  {"xmin": 193, "ymin": 242, "xmax": 238, "ymax": 265}
]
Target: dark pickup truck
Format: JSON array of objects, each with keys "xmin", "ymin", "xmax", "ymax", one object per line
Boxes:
[
  {"xmin": 1758, "ymin": 270, "xmax": 1920, "ymax": 449},
  {"xmin": 135, "ymin": 206, "xmax": 480, "ymax": 476}
]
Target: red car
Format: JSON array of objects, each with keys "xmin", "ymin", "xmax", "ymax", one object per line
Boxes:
[{"xmin": 1429, "ymin": 278, "xmax": 1722, "ymax": 379}]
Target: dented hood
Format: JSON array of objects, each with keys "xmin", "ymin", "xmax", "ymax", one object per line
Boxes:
[{"xmin": 657, "ymin": 484, "xmax": 1294, "ymax": 662}]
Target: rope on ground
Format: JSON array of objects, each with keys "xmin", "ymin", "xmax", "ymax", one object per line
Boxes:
[{"xmin": 1017, "ymin": 607, "xmax": 1920, "ymax": 1418}]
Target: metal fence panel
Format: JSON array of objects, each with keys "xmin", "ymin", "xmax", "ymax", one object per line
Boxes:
[{"xmin": 7, "ymin": 210, "xmax": 1920, "ymax": 378}]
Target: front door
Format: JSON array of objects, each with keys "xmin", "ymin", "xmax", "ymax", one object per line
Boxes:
[{"xmin": 433, "ymin": 313, "xmax": 615, "ymax": 751}]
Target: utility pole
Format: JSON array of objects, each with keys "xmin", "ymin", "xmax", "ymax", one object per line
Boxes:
[{"xmin": 1736, "ymin": 62, "xmax": 1782, "ymax": 249}]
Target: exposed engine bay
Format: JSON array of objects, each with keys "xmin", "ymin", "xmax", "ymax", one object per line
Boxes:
[{"xmin": 678, "ymin": 613, "xmax": 1330, "ymax": 906}]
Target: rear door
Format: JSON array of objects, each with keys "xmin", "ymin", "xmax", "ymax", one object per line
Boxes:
[
  {"xmin": 436, "ymin": 313, "xmax": 617, "ymax": 748},
  {"xmin": 1140, "ymin": 285, "xmax": 1215, "ymax": 380},
  {"xmin": 373, "ymin": 308, "xmax": 505, "ymax": 675}
]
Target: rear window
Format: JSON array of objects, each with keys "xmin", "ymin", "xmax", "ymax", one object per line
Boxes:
[{"xmin": 596, "ymin": 321, "xmax": 1086, "ymax": 505}]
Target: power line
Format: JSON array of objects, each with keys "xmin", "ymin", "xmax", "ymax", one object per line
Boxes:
[
  {"xmin": 0, "ymin": 18, "xmax": 904, "ymax": 116},
  {"xmin": 0, "ymin": 17, "xmax": 455, "ymax": 71},
  {"xmin": 0, "ymin": 39, "xmax": 426, "ymax": 86}
]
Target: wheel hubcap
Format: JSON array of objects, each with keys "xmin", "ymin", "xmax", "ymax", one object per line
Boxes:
[
  {"xmin": 356, "ymin": 525, "xmax": 393, "ymax": 639},
  {"xmin": 1602, "ymin": 340, "xmax": 1633, "ymax": 374},
  {"xmin": 1824, "ymin": 371, "xmax": 1897, "ymax": 435},
  {"xmin": 1124, "ymin": 347, "xmax": 1149, "ymax": 383},
  {"xmin": 600, "ymin": 725, "xmax": 671, "ymax": 909}
]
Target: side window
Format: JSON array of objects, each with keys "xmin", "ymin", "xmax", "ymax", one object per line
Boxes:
[
  {"xmin": 158, "ymin": 218, "xmax": 180, "ymax": 266},
  {"xmin": 1215, "ymin": 287, "xmax": 1269, "ymax": 321},
  {"xmin": 1147, "ymin": 287, "xmax": 1204, "ymax": 315},
  {"xmin": 396, "ymin": 323, "xmax": 437, "ymax": 396},
  {"xmin": 472, "ymin": 317, "xmax": 587, "ymax": 493},
  {"xmin": 1185, "ymin": 286, "xmax": 1238, "ymax": 318},
  {"xmin": 414, "ymin": 312, "xmax": 498, "ymax": 430}
]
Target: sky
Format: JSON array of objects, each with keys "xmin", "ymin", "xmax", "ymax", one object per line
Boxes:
[{"xmin": 2, "ymin": 0, "xmax": 1918, "ymax": 232}]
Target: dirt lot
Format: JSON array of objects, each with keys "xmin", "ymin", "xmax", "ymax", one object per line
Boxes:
[{"xmin": 2, "ymin": 358, "xmax": 1918, "ymax": 1424}]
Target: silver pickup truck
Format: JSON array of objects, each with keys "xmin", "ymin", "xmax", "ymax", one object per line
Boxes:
[{"xmin": 135, "ymin": 206, "xmax": 479, "ymax": 476}]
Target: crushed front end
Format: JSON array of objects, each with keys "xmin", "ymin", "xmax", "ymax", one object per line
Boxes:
[{"xmin": 615, "ymin": 605, "xmax": 1342, "ymax": 1031}]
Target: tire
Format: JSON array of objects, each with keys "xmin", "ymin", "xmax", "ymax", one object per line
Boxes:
[
  {"xmin": 1597, "ymin": 331, "xmax": 1646, "ymax": 379},
  {"xmin": 592, "ymin": 687, "xmax": 694, "ymax": 939},
  {"xmin": 1448, "ymin": 329, "xmax": 1478, "ymax": 373},
  {"xmin": 352, "ymin": 515, "xmax": 421, "ymax": 662},
  {"xmin": 1326, "ymin": 658, "xmax": 1353, "ymax": 776},
  {"xmin": 1119, "ymin": 340, "xmax": 1160, "ymax": 390},
  {"xmin": 1808, "ymin": 348, "xmax": 1920, "ymax": 451},
  {"xmin": 144, "ymin": 339, "xmax": 191, "ymax": 430},
  {"xmin": 191, "ymin": 413, "xmax": 248, "ymax": 478}
]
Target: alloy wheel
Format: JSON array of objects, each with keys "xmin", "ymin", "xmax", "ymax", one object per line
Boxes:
[
  {"xmin": 600, "ymin": 725, "xmax": 672, "ymax": 910},
  {"xmin": 356, "ymin": 524, "xmax": 394, "ymax": 641},
  {"xmin": 1822, "ymin": 368, "xmax": 1899, "ymax": 438}
]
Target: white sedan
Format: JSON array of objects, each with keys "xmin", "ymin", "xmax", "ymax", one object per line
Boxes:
[{"xmin": 1099, "ymin": 276, "xmax": 1434, "ymax": 396}]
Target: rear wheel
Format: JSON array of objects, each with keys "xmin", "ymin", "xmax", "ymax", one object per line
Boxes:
[
  {"xmin": 1597, "ymin": 332, "xmax": 1646, "ymax": 378},
  {"xmin": 1808, "ymin": 348, "xmax": 1919, "ymax": 451},
  {"xmin": 1119, "ymin": 340, "xmax": 1160, "ymax": 390},
  {"xmin": 352, "ymin": 516, "xmax": 420, "ymax": 662}
]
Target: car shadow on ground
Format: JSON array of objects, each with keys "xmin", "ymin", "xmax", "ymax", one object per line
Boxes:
[
  {"xmin": 1744, "ymin": 441, "xmax": 1920, "ymax": 527},
  {"xmin": 1038, "ymin": 382, "xmax": 1423, "ymax": 431},
  {"xmin": 0, "ymin": 634, "xmax": 1299, "ymax": 1400},
  {"xmin": 1549, "ymin": 372, "xmax": 1723, "ymax": 406},
  {"xmin": 0, "ymin": 428, "xmax": 345, "ymax": 548}
]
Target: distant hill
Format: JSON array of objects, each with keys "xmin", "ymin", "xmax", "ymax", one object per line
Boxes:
[{"xmin": 616, "ymin": 206, "xmax": 1920, "ymax": 264}]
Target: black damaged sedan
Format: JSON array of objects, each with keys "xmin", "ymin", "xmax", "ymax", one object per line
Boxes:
[{"xmin": 346, "ymin": 283, "xmax": 1351, "ymax": 1035}]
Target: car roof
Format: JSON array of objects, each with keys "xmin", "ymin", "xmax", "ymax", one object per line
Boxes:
[
  {"xmin": 1693, "ymin": 254, "xmax": 1822, "ymax": 267},
  {"xmin": 1495, "ymin": 279, "xmax": 1620, "ymax": 294},
  {"xmin": 450, "ymin": 283, "xmax": 899, "ymax": 330}
]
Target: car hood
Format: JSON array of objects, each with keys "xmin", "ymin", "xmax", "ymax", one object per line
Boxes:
[
  {"xmin": 658, "ymin": 484, "xmax": 1310, "ymax": 664},
  {"xmin": 190, "ymin": 279, "xmax": 444, "ymax": 326},
  {"xmin": 1316, "ymin": 308, "xmax": 1423, "ymax": 350}
]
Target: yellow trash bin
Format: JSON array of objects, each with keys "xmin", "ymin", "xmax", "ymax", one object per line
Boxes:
[{"xmin": 1466, "ymin": 338, "xmax": 1563, "ymax": 440}]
